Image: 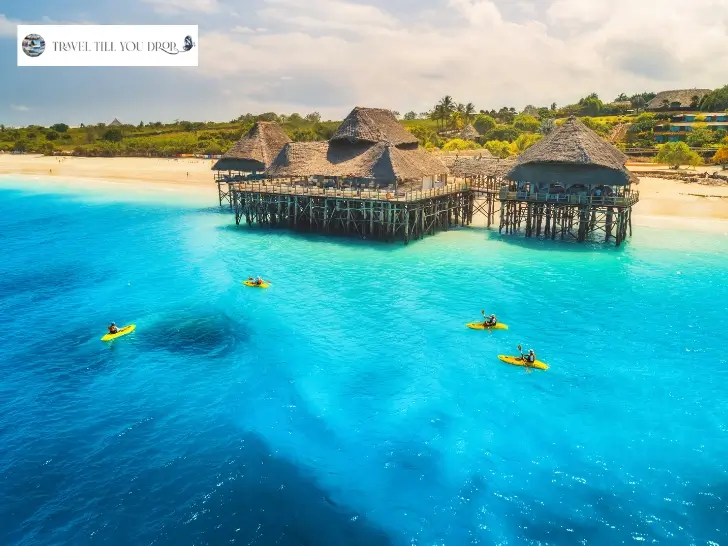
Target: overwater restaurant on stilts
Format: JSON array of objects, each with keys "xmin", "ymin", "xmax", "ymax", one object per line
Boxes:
[
  {"xmin": 213, "ymin": 109, "xmax": 639, "ymax": 247},
  {"xmin": 501, "ymin": 117, "xmax": 639, "ymax": 245}
]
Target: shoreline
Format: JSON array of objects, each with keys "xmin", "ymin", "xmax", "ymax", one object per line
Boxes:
[{"xmin": 1, "ymin": 155, "xmax": 727, "ymax": 233}]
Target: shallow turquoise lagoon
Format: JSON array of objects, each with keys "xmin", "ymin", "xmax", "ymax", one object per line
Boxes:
[{"xmin": 0, "ymin": 179, "xmax": 726, "ymax": 545}]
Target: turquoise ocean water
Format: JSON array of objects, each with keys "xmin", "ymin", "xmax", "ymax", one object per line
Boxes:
[{"xmin": 0, "ymin": 177, "xmax": 726, "ymax": 545}]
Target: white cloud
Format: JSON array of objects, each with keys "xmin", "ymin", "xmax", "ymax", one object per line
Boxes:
[
  {"xmin": 0, "ymin": 13, "xmax": 95, "ymax": 36},
  {"xmin": 141, "ymin": 0, "xmax": 221, "ymax": 14},
  {"xmin": 11, "ymin": 105, "xmax": 29, "ymax": 111},
  {"xmin": 192, "ymin": 0, "xmax": 728, "ymax": 118},
  {"xmin": 0, "ymin": 14, "xmax": 19, "ymax": 36},
  {"xmin": 232, "ymin": 26, "xmax": 268, "ymax": 34}
]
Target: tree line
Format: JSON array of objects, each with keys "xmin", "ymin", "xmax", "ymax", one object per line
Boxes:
[{"xmin": 2, "ymin": 85, "xmax": 727, "ymax": 158}]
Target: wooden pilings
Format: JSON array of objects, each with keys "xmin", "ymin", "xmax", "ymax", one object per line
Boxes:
[
  {"xmin": 231, "ymin": 189, "xmax": 486, "ymax": 244},
  {"xmin": 498, "ymin": 200, "xmax": 636, "ymax": 246}
]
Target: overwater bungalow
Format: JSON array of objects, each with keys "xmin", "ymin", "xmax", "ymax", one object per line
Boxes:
[
  {"xmin": 502, "ymin": 116, "xmax": 639, "ymax": 245},
  {"xmin": 212, "ymin": 121, "xmax": 291, "ymax": 205}
]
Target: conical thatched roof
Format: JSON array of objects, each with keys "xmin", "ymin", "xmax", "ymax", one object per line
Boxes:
[
  {"xmin": 331, "ymin": 107, "xmax": 418, "ymax": 146},
  {"xmin": 507, "ymin": 116, "xmax": 631, "ymax": 186},
  {"xmin": 109, "ymin": 118, "xmax": 122, "ymax": 126},
  {"xmin": 212, "ymin": 121, "xmax": 291, "ymax": 172},
  {"xmin": 266, "ymin": 140, "xmax": 447, "ymax": 183},
  {"xmin": 458, "ymin": 124, "xmax": 480, "ymax": 141}
]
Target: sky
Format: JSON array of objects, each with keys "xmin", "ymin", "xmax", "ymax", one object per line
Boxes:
[{"xmin": 1, "ymin": 0, "xmax": 727, "ymax": 126}]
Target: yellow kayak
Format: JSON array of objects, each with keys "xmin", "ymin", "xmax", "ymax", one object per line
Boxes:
[
  {"xmin": 466, "ymin": 322, "xmax": 508, "ymax": 330},
  {"xmin": 242, "ymin": 280, "xmax": 270, "ymax": 288},
  {"xmin": 498, "ymin": 355, "xmax": 548, "ymax": 370},
  {"xmin": 101, "ymin": 324, "xmax": 136, "ymax": 341}
]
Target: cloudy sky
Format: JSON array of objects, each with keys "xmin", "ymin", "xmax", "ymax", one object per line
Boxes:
[{"xmin": 1, "ymin": 0, "xmax": 727, "ymax": 126}]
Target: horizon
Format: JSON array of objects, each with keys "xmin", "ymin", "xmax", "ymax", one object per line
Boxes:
[{"xmin": 2, "ymin": 0, "xmax": 727, "ymax": 126}]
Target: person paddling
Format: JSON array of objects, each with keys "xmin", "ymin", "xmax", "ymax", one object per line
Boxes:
[
  {"xmin": 518, "ymin": 344, "xmax": 536, "ymax": 370},
  {"xmin": 108, "ymin": 322, "xmax": 119, "ymax": 334},
  {"xmin": 482, "ymin": 310, "xmax": 497, "ymax": 327}
]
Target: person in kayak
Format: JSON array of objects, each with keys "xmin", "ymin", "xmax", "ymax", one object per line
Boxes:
[
  {"xmin": 255, "ymin": 276, "xmax": 264, "ymax": 285},
  {"xmin": 481, "ymin": 310, "xmax": 497, "ymax": 327},
  {"xmin": 517, "ymin": 345, "xmax": 536, "ymax": 366},
  {"xmin": 108, "ymin": 322, "xmax": 119, "ymax": 334}
]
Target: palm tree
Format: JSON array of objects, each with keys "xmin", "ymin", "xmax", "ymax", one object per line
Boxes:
[
  {"xmin": 431, "ymin": 104, "xmax": 446, "ymax": 131},
  {"xmin": 661, "ymin": 99, "xmax": 670, "ymax": 109},
  {"xmin": 690, "ymin": 95, "xmax": 700, "ymax": 109},
  {"xmin": 438, "ymin": 96, "xmax": 454, "ymax": 129},
  {"xmin": 464, "ymin": 103, "xmax": 475, "ymax": 123},
  {"xmin": 632, "ymin": 96, "xmax": 646, "ymax": 112}
]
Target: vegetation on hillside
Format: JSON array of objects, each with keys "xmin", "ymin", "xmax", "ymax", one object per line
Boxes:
[
  {"xmin": 1, "ymin": 86, "xmax": 726, "ymax": 160},
  {"xmin": 655, "ymin": 142, "xmax": 702, "ymax": 169}
]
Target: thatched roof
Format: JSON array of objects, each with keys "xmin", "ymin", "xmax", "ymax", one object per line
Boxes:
[
  {"xmin": 266, "ymin": 140, "xmax": 447, "ymax": 183},
  {"xmin": 212, "ymin": 121, "xmax": 291, "ymax": 172},
  {"xmin": 507, "ymin": 116, "xmax": 632, "ymax": 186},
  {"xmin": 449, "ymin": 156, "xmax": 515, "ymax": 178},
  {"xmin": 646, "ymin": 89, "xmax": 712, "ymax": 110},
  {"xmin": 458, "ymin": 124, "xmax": 480, "ymax": 141},
  {"xmin": 330, "ymin": 107, "xmax": 418, "ymax": 146},
  {"xmin": 109, "ymin": 118, "xmax": 122, "ymax": 126}
]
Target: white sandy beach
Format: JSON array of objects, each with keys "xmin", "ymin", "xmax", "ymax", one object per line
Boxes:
[{"xmin": 1, "ymin": 154, "xmax": 727, "ymax": 231}]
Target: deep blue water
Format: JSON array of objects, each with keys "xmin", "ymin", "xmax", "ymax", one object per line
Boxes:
[{"xmin": 1, "ymin": 178, "xmax": 727, "ymax": 545}]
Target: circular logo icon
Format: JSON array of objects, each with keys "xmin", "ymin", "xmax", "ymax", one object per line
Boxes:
[{"xmin": 22, "ymin": 34, "xmax": 45, "ymax": 57}]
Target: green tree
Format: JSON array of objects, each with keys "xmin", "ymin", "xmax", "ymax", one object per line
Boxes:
[
  {"xmin": 410, "ymin": 126, "xmax": 440, "ymax": 147},
  {"xmin": 485, "ymin": 124, "xmax": 520, "ymax": 142},
  {"xmin": 291, "ymin": 128, "xmax": 316, "ymax": 141},
  {"xmin": 472, "ymin": 114, "xmax": 496, "ymax": 135},
  {"xmin": 686, "ymin": 127, "xmax": 717, "ymax": 147},
  {"xmin": 403, "ymin": 111, "xmax": 417, "ymax": 121},
  {"xmin": 438, "ymin": 95, "xmax": 455, "ymax": 129},
  {"xmin": 50, "ymin": 123, "xmax": 69, "ymax": 133},
  {"xmin": 655, "ymin": 142, "xmax": 702, "ymax": 168},
  {"xmin": 103, "ymin": 128, "xmax": 123, "ymax": 142},
  {"xmin": 699, "ymin": 85, "xmax": 728, "ymax": 112},
  {"xmin": 614, "ymin": 93, "xmax": 629, "ymax": 102},
  {"xmin": 483, "ymin": 140, "xmax": 512, "ymax": 158},
  {"xmin": 509, "ymin": 133, "xmax": 542, "ymax": 155},
  {"xmin": 45, "ymin": 130, "xmax": 59, "ymax": 141},
  {"xmin": 464, "ymin": 102, "xmax": 476, "ymax": 123},
  {"xmin": 512, "ymin": 114, "xmax": 540, "ymax": 132},
  {"xmin": 578, "ymin": 93, "xmax": 604, "ymax": 116},
  {"xmin": 305, "ymin": 112, "xmax": 321, "ymax": 123},
  {"xmin": 442, "ymin": 138, "xmax": 480, "ymax": 151}
]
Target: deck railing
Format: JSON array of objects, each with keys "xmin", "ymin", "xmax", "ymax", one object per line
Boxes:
[
  {"xmin": 498, "ymin": 188, "xmax": 640, "ymax": 207},
  {"xmin": 223, "ymin": 178, "xmax": 639, "ymax": 207},
  {"xmin": 228, "ymin": 181, "xmax": 472, "ymax": 202}
]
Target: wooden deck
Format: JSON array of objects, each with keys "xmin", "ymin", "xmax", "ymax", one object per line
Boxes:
[{"xmin": 499, "ymin": 188, "xmax": 640, "ymax": 207}]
